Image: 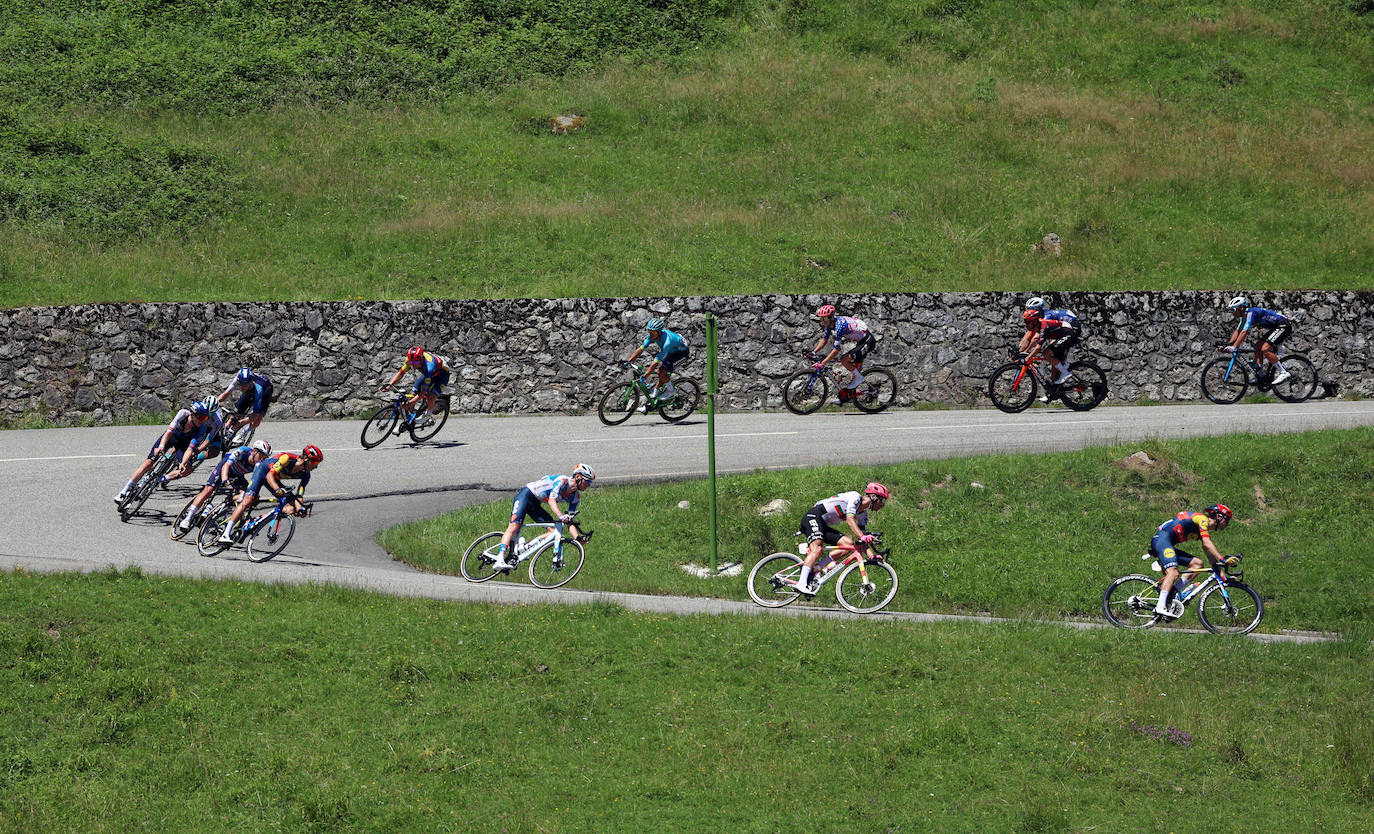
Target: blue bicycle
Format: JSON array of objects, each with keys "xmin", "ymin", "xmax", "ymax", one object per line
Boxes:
[
  {"xmin": 196, "ymin": 492, "xmax": 311, "ymax": 562},
  {"xmin": 1200, "ymin": 349, "xmax": 1316, "ymax": 404},
  {"xmin": 1103, "ymin": 553, "xmax": 1264, "ymax": 634}
]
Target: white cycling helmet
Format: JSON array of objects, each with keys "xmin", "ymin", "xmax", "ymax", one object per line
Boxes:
[
  {"xmin": 1024, "ymin": 296, "xmax": 1046, "ymax": 311},
  {"xmin": 198, "ymin": 396, "xmax": 218, "ymax": 413},
  {"xmin": 573, "ymin": 463, "xmax": 596, "ymax": 482},
  {"xmin": 1227, "ymin": 296, "xmax": 1249, "ymax": 311},
  {"xmin": 251, "ymin": 440, "xmax": 272, "ymax": 456}
]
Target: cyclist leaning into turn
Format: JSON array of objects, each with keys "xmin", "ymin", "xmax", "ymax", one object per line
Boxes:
[
  {"xmin": 114, "ymin": 399, "xmax": 213, "ymax": 504},
  {"xmin": 218, "ymin": 367, "xmax": 274, "ymax": 433},
  {"xmin": 623, "ymin": 319, "xmax": 689, "ymax": 402},
  {"xmin": 217, "ymin": 445, "xmax": 323, "ymax": 544},
  {"xmin": 175, "ymin": 439, "xmax": 273, "ymax": 534},
  {"xmin": 162, "ymin": 397, "xmax": 226, "ymax": 487},
  {"xmin": 1221, "ymin": 296, "xmax": 1293, "ymax": 386},
  {"xmin": 380, "ymin": 346, "xmax": 450, "ymax": 433},
  {"xmin": 492, "ymin": 465, "xmax": 595, "ymax": 571},
  {"xmin": 810, "ymin": 305, "xmax": 878, "ymax": 403},
  {"xmin": 795, "ymin": 482, "xmax": 889, "ymax": 593},
  {"xmin": 1148, "ymin": 503, "xmax": 1238, "ymax": 619}
]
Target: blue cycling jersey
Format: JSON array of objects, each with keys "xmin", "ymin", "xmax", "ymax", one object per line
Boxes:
[
  {"xmin": 524, "ymin": 475, "xmax": 582, "ymax": 513},
  {"xmin": 219, "ymin": 446, "xmax": 258, "ymax": 478},
  {"xmin": 223, "ymin": 373, "xmax": 273, "ymax": 413},
  {"xmin": 825, "ymin": 316, "xmax": 870, "ymax": 350},
  {"xmin": 409, "ymin": 351, "xmax": 447, "ymax": 379},
  {"xmin": 1239, "ymin": 308, "xmax": 1288, "ymax": 331},
  {"xmin": 642, "ymin": 329, "xmax": 688, "ymax": 361}
]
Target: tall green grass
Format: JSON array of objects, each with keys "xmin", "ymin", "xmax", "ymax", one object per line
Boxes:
[
  {"xmin": 1, "ymin": 567, "xmax": 1371, "ymax": 831},
  {"xmin": 3, "ymin": 1, "xmax": 1374, "ymax": 305},
  {"xmin": 382, "ymin": 428, "xmax": 1374, "ymax": 634}
]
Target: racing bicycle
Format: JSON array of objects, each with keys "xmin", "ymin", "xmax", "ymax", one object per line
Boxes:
[
  {"xmin": 196, "ymin": 492, "xmax": 312, "ymax": 562},
  {"xmin": 361, "ymin": 390, "xmax": 451, "ymax": 448},
  {"xmin": 116, "ymin": 448, "xmax": 179, "ymax": 521},
  {"xmin": 597, "ymin": 362, "xmax": 701, "ymax": 425},
  {"xmin": 1200, "ymin": 349, "xmax": 1317, "ymax": 405},
  {"xmin": 170, "ymin": 481, "xmax": 243, "ymax": 542},
  {"xmin": 986, "ymin": 346, "xmax": 1108, "ymax": 413},
  {"xmin": 747, "ymin": 532, "xmax": 898, "ymax": 614},
  {"xmin": 1102, "ymin": 552, "xmax": 1263, "ymax": 634},
  {"xmin": 781, "ymin": 353, "xmax": 897, "ymax": 415},
  {"xmin": 460, "ymin": 516, "xmax": 593, "ymax": 588}
]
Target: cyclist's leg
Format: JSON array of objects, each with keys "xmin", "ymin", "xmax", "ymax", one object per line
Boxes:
[
  {"xmin": 659, "ymin": 349, "xmax": 688, "ymax": 394},
  {"xmin": 1152, "ymin": 534, "xmax": 1184, "ymax": 615}
]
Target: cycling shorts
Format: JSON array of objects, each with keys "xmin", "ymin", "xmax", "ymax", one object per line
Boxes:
[
  {"xmin": 412, "ymin": 368, "xmax": 450, "ymax": 396},
  {"xmin": 1150, "ymin": 531, "xmax": 1201, "ymax": 572},
  {"xmin": 801, "ymin": 508, "xmax": 845, "ymax": 546},
  {"xmin": 841, "ymin": 333, "xmax": 877, "ymax": 363},
  {"xmin": 147, "ymin": 432, "xmax": 193, "ymax": 461},
  {"xmin": 1257, "ymin": 323, "xmax": 1291, "ymax": 348},
  {"xmin": 509, "ymin": 486, "xmax": 556, "ymax": 527},
  {"xmin": 234, "ymin": 384, "xmax": 274, "ymax": 417},
  {"xmin": 204, "ymin": 465, "xmax": 249, "ymax": 493},
  {"xmin": 659, "ymin": 347, "xmax": 690, "ymax": 374},
  {"xmin": 246, "ymin": 459, "xmax": 278, "ymax": 496}
]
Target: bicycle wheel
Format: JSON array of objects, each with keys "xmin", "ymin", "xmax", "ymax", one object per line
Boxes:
[
  {"xmin": 360, "ymin": 404, "xmax": 400, "ymax": 448},
  {"xmin": 852, "ymin": 368, "xmax": 897, "ymax": 413},
  {"xmin": 528, "ymin": 539, "xmax": 585, "ymax": 588},
  {"xmin": 657, "ymin": 379, "xmax": 701, "ymax": 423},
  {"xmin": 1058, "ymin": 361, "xmax": 1108, "ymax": 411},
  {"xmin": 1200, "ymin": 356, "xmax": 1248, "ymax": 405},
  {"xmin": 1196, "ymin": 581, "xmax": 1264, "ymax": 635},
  {"xmin": 835, "ymin": 559, "xmax": 899, "ymax": 614},
  {"xmin": 120, "ymin": 456, "xmax": 170, "ymax": 521},
  {"xmin": 782, "ymin": 371, "xmax": 829, "ymax": 415},
  {"xmin": 409, "ymin": 396, "xmax": 451, "ymax": 442},
  {"xmin": 196, "ymin": 506, "xmax": 233, "ymax": 557},
  {"xmin": 169, "ymin": 497, "xmax": 201, "ymax": 541},
  {"xmin": 246, "ymin": 513, "xmax": 295, "ymax": 563},
  {"xmin": 1270, "ymin": 354, "xmax": 1318, "ymax": 403},
  {"xmin": 460, "ymin": 532, "xmax": 507, "ymax": 582},
  {"xmin": 746, "ymin": 553, "xmax": 805, "ymax": 607},
  {"xmin": 597, "ymin": 384, "xmax": 640, "ymax": 426},
  {"xmin": 1101, "ymin": 574, "xmax": 1163, "ymax": 629},
  {"xmin": 987, "ymin": 362, "xmax": 1037, "ymax": 413}
]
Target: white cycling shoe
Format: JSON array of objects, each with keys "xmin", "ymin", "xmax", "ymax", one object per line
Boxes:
[{"xmin": 1271, "ymin": 369, "xmax": 1291, "ymax": 385}]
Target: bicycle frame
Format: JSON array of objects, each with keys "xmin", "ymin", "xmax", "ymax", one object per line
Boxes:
[
  {"xmin": 795, "ymin": 537, "xmax": 883, "ymax": 589},
  {"xmin": 1146, "ymin": 556, "xmax": 1239, "ymax": 608},
  {"xmin": 509, "ymin": 521, "xmax": 570, "ymax": 564}
]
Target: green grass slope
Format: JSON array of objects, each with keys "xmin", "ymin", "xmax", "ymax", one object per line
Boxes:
[{"xmin": 3, "ymin": 1, "xmax": 1373, "ymax": 305}]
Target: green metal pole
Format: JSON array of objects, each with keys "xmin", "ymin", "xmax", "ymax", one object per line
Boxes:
[{"xmin": 706, "ymin": 313, "xmax": 719, "ymax": 574}]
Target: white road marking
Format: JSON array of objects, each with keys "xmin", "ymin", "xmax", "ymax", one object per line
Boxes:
[
  {"xmin": 568, "ymin": 431, "xmax": 798, "ymax": 444},
  {"xmin": 883, "ymin": 419, "xmax": 1112, "ymax": 431},
  {"xmin": 0, "ymin": 452, "xmax": 137, "ymax": 463}
]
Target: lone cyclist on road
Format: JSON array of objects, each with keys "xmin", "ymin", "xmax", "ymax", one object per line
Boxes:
[{"xmin": 1148, "ymin": 504, "xmax": 1238, "ymax": 619}]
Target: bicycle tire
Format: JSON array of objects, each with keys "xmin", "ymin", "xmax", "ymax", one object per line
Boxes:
[
  {"xmin": 121, "ymin": 455, "xmax": 173, "ymax": 521},
  {"xmin": 361, "ymin": 404, "xmax": 400, "ymax": 449},
  {"xmin": 746, "ymin": 553, "xmax": 805, "ymax": 607},
  {"xmin": 1101, "ymin": 574, "xmax": 1163, "ymax": 629},
  {"xmin": 246, "ymin": 513, "xmax": 296, "ymax": 563},
  {"xmin": 169, "ymin": 496, "xmax": 202, "ymax": 541},
  {"xmin": 1270, "ymin": 354, "xmax": 1318, "ymax": 403},
  {"xmin": 1058, "ymin": 361, "xmax": 1108, "ymax": 411},
  {"xmin": 461, "ymin": 532, "xmax": 507, "ymax": 582},
  {"xmin": 835, "ymin": 559, "xmax": 899, "ymax": 614},
  {"xmin": 852, "ymin": 368, "xmax": 898, "ymax": 413},
  {"xmin": 987, "ymin": 362, "xmax": 1037, "ymax": 413},
  {"xmin": 782, "ymin": 370, "xmax": 829, "ymax": 415},
  {"xmin": 657, "ymin": 378, "xmax": 701, "ymax": 423},
  {"xmin": 408, "ymin": 396, "xmax": 451, "ymax": 442},
  {"xmin": 1196, "ymin": 581, "xmax": 1264, "ymax": 635},
  {"xmin": 1200, "ymin": 356, "xmax": 1248, "ymax": 405},
  {"xmin": 196, "ymin": 505, "xmax": 233, "ymax": 557},
  {"xmin": 597, "ymin": 384, "xmax": 640, "ymax": 426},
  {"xmin": 528, "ymin": 538, "xmax": 586, "ymax": 588}
]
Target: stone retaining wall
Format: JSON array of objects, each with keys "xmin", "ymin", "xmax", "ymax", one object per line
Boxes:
[{"xmin": 2, "ymin": 291, "xmax": 1369, "ymax": 424}]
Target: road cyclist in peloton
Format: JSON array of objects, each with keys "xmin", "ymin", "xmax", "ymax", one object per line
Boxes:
[
  {"xmin": 491, "ymin": 464, "xmax": 595, "ymax": 571},
  {"xmin": 175, "ymin": 439, "xmax": 272, "ymax": 535},
  {"xmin": 218, "ymin": 367, "xmax": 274, "ymax": 435},
  {"xmin": 161, "ymin": 396, "xmax": 227, "ymax": 487},
  {"xmin": 1148, "ymin": 503, "xmax": 1238, "ymax": 620},
  {"xmin": 114, "ymin": 398, "xmax": 214, "ymax": 504},
  {"xmin": 1018, "ymin": 297, "xmax": 1080, "ymax": 401},
  {"xmin": 622, "ymin": 319, "xmax": 690, "ymax": 412},
  {"xmin": 216, "ymin": 445, "xmax": 323, "ymax": 544},
  {"xmin": 809, "ymin": 305, "xmax": 877, "ymax": 404},
  {"xmin": 380, "ymin": 345, "xmax": 450, "ymax": 434},
  {"xmin": 795, "ymin": 482, "xmax": 889, "ymax": 593},
  {"xmin": 1221, "ymin": 296, "xmax": 1293, "ymax": 386}
]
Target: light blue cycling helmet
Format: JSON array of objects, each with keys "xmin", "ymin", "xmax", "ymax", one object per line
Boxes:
[
  {"xmin": 646, "ymin": 318, "xmax": 665, "ymax": 331},
  {"xmin": 236, "ymin": 367, "xmax": 253, "ymax": 384}
]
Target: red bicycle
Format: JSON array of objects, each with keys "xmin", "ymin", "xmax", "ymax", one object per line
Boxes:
[
  {"xmin": 986, "ymin": 345, "xmax": 1107, "ymax": 413},
  {"xmin": 746, "ymin": 533, "xmax": 898, "ymax": 614}
]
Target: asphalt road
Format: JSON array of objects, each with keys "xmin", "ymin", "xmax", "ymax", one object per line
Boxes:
[{"xmin": 3, "ymin": 400, "xmax": 1372, "ymax": 640}]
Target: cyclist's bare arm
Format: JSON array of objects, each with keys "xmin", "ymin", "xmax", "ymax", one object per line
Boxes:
[{"xmin": 380, "ymin": 364, "xmax": 408, "ymax": 390}]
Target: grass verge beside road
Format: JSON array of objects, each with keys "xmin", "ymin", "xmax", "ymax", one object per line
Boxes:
[
  {"xmin": 382, "ymin": 428, "xmax": 1374, "ymax": 635},
  {"xmin": 1, "ymin": 567, "xmax": 1371, "ymax": 831}
]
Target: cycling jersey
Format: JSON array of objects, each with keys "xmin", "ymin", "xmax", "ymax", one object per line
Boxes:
[
  {"xmin": 1238, "ymin": 308, "xmax": 1288, "ymax": 332},
  {"xmin": 246, "ymin": 452, "xmax": 313, "ymax": 496},
  {"xmin": 224, "ymin": 373, "xmax": 274, "ymax": 415},
  {"xmin": 164, "ymin": 409, "xmax": 197, "ymax": 439},
  {"xmin": 523, "ymin": 475, "xmax": 582, "ymax": 513},
  {"xmin": 1039, "ymin": 309, "xmax": 1077, "ymax": 331},
  {"xmin": 810, "ymin": 491, "xmax": 868, "ymax": 527},
  {"xmin": 824, "ymin": 317, "xmax": 870, "ymax": 351},
  {"xmin": 194, "ymin": 410, "xmax": 224, "ymax": 446},
  {"xmin": 642, "ymin": 329, "xmax": 688, "ymax": 362},
  {"xmin": 408, "ymin": 351, "xmax": 447, "ymax": 379},
  {"xmin": 1149, "ymin": 510, "xmax": 1213, "ymax": 571},
  {"xmin": 204, "ymin": 445, "xmax": 256, "ymax": 488}
]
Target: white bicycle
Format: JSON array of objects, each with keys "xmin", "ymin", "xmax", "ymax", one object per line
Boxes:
[{"xmin": 460, "ymin": 517, "xmax": 591, "ymax": 588}]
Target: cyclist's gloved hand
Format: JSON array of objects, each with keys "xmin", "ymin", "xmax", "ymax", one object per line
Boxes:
[
  {"xmin": 559, "ymin": 513, "xmax": 574, "ymax": 524},
  {"xmin": 1220, "ymin": 345, "xmax": 1237, "ymax": 353},
  {"xmin": 813, "ymin": 362, "xmax": 826, "ymax": 371},
  {"xmin": 1222, "ymin": 554, "xmax": 1242, "ymax": 567}
]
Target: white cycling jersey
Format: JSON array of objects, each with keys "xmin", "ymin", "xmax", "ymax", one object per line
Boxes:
[
  {"xmin": 524, "ymin": 474, "xmax": 582, "ymax": 512},
  {"xmin": 811, "ymin": 491, "xmax": 867, "ymax": 527}
]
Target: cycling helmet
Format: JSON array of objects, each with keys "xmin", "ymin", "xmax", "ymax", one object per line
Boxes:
[
  {"xmin": 864, "ymin": 482, "xmax": 890, "ymax": 501},
  {"xmin": 1227, "ymin": 296, "xmax": 1249, "ymax": 312},
  {"xmin": 646, "ymin": 318, "xmax": 665, "ymax": 332},
  {"xmin": 573, "ymin": 463, "xmax": 596, "ymax": 482},
  {"xmin": 816, "ymin": 304, "xmax": 836, "ymax": 318},
  {"xmin": 407, "ymin": 345, "xmax": 425, "ymax": 363},
  {"xmin": 198, "ymin": 396, "xmax": 218, "ymax": 413},
  {"xmin": 1022, "ymin": 309, "xmax": 1043, "ymax": 322},
  {"xmin": 1206, "ymin": 503, "xmax": 1232, "ymax": 522},
  {"xmin": 301, "ymin": 445, "xmax": 324, "ymax": 464},
  {"xmin": 189, "ymin": 400, "xmax": 210, "ymax": 416},
  {"xmin": 251, "ymin": 440, "xmax": 272, "ymax": 456},
  {"xmin": 236, "ymin": 367, "xmax": 253, "ymax": 384},
  {"xmin": 1025, "ymin": 296, "xmax": 1046, "ymax": 311}
]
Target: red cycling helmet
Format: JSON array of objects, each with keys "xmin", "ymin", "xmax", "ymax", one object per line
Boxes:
[
  {"xmin": 302, "ymin": 445, "xmax": 324, "ymax": 464},
  {"xmin": 1022, "ymin": 309, "xmax": 1043, "ymax": 322},
  {"xmin": 1206, "ymin": 503, "xmax": 1232, "ymax": 522},
  {"xmin": 407, "ymin": 346, "xmax": 425, "ymax": 363},
  {"xmin": 864, "ymin": 482, "xmax": 890, "ymax": 501},
  {"xmin": 816, "ymin": 304, "xmax": 836, "ymax": 318}
]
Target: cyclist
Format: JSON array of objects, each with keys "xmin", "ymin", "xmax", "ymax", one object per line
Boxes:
[
  {"xmin": 162, "ymin": 397, "xmax": 226, "ymax": 486},
  {"xmin": 1148, "ymin": 504, "xmax": 1238, "ymax": 619},
  {"xmin": 175, "ymin": 439, "xmax": 273, "ymax": 534},
  {"xmin": 380, "ymin": 346, "xmax": 449, "ymax": 433},
  {"xmin": 217, "ymin": 367, "xmax": 274, "ymax": 434},
  {"xmin": 491, "ymin": 464, "xmax": 595, "ymax": 571},
  {"xmin": 810, "ymin": 305, "xmax": 877, "ymax": 403},
  {"xmin": 1221, "ymin": 296, "xmax": 1292, "ymax": 385},
  {"xmin": 795, "ymin": 482, "xmax": 889, "ymax": 593},
  {"xmin": 1018, "ymin": 299, "xmax": 1079, "ymax": 391},
  {"xmin": 114, "ymin": 399, "xmax": 213, "ymax": 504},
  {"xmin": 217, "ymin": 445, "xmax": 323, "ymax": 544},
  {"xmin": 623, "ymin": 319, "xmax": 689, "ymax": 403}
]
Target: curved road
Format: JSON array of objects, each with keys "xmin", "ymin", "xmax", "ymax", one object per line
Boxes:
[{"xmin": 3, "ymin": 401, "xmax": 1372, "ymax": 639}]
